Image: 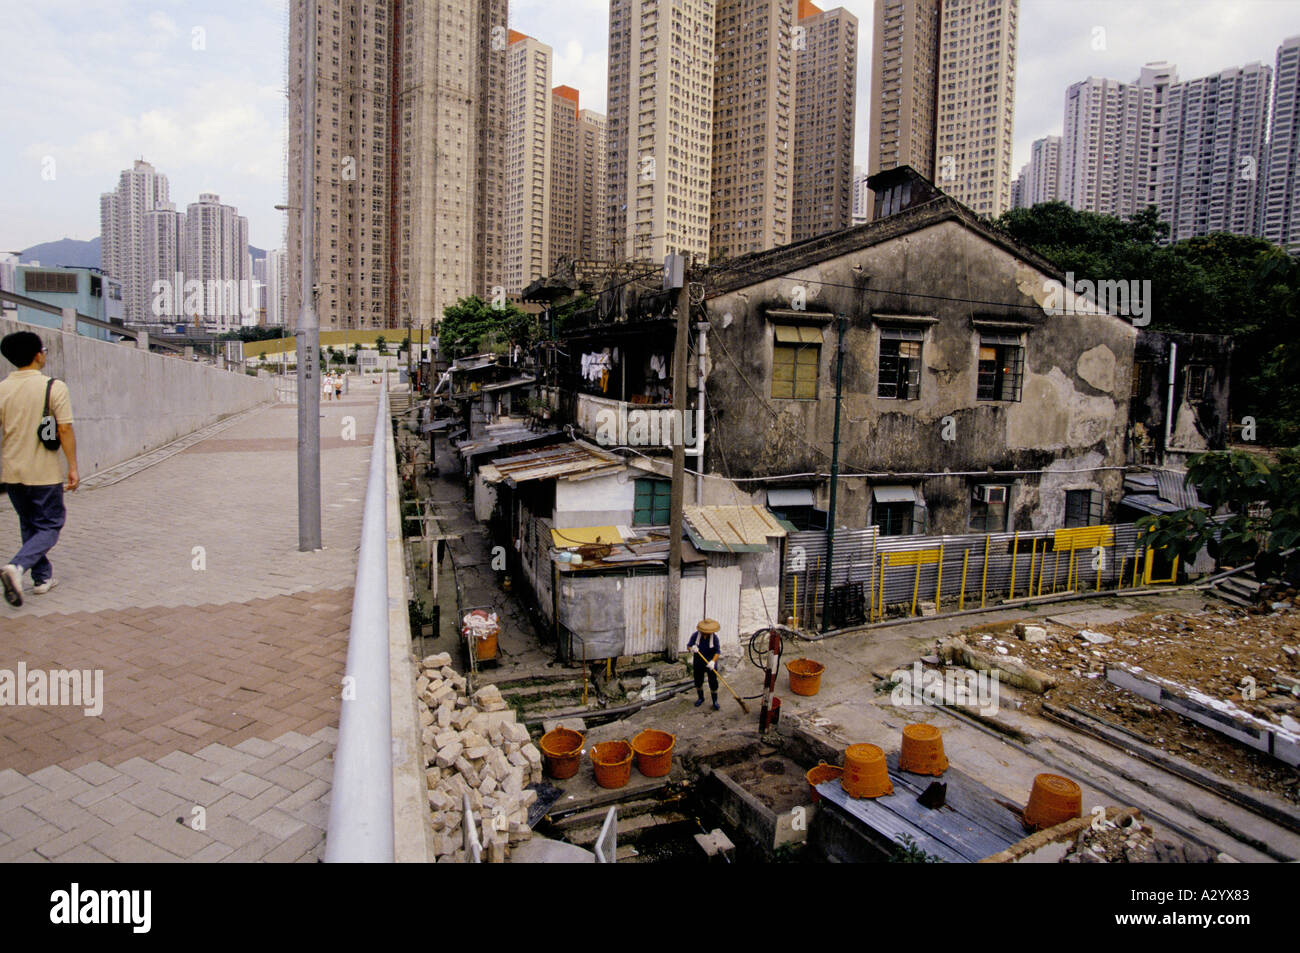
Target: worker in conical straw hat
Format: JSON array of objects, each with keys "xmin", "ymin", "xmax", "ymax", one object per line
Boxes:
[{"xmin": 688, "ymin": 619, "xmax": 722, "ymax": 711}]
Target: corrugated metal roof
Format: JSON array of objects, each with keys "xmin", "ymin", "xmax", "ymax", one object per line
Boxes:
[
  {"xmin": 682, "ymin": 505, "xmax": 786, "ymax": 553},
  {"xmin": 1119, "ymin": 493, "xmax": 1180, "ymax": 516},
  {"xmin": 1154, "ymin": 468, "xmax": 1203, "ymax": 510},
  {"xmin": 482, "ymin": 440, "xmax": 624, "ymax": 486},
  {"xmin": 454, "ymin": 426, "xmax": 560, "ymax": 458}
]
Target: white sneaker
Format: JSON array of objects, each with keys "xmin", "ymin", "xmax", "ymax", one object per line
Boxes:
[
  {"xmin": 31, "ymin": 578, "xmax": 57, "ymax": 595},
  {"xmin": 1, "ymin": 564, "xmax": 22, "ymax": 607}
]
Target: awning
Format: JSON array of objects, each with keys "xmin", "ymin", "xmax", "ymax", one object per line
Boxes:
[
  {"xmin": 767, "ymin": 488, "xmax": 815, "ymax": 508},
  {"xmin": 872, "ymin": 485, "xmax": 917, "ymax": 504},
  {"xmin": 682, "ymin": 504, "xmax": 786, "ymax": 554}
]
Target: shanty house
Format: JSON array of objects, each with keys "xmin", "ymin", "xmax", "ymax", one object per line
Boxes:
[{"xmin": 475, "ymin": 440, "xmax": 787, "ymax": 660}]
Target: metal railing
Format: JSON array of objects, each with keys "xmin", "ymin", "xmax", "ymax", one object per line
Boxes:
[{"xmin": 324, "ymin": 386, "xmax": 395, "ymax": 862}]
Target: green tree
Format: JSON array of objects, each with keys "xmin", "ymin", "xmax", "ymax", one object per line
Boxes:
[
  {"xmin": 994, "ymin": 203, "xmax": 1296, "ymax": 443},
  {"xmin": 440, "ymin": 296, "xmax": 534, "ymax": 358},
  {"xmin": 375, "ymin": 335, "xmax": 388, "ymax": 355},
  {"xmin": 1139, "ymin": 449, "xmax": 1300, "ymax": 582}
]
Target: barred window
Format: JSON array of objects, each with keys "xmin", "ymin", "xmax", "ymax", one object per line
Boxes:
[
  {"xmin": 977, "ymin": 333, "xmax": 1024, "ymax": 401},
  {"xmin": 878, "ymin": 327, "xmax": 923, "ymax": 400}
]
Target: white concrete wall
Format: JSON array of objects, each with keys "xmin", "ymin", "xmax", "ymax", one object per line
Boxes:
[
  {"xmin": 553, "ymin": 471, "xmax": 635, "ymax": 529},
  {"xmin": 1, "ymin": 319, "xmax": 274, "ymax": 478}
]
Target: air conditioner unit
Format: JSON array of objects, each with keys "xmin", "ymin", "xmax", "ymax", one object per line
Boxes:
[{"xmin": 974, "ymin": 484, "xmax": 1007, "ymax": 505}]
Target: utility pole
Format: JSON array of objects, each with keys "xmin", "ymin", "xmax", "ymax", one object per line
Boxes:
[
  {"xmin": 664, "ymin": 253, "xmax": 689, "ymax": 660},
  {"xmin": 296, "ymin": 0, "xmax": 322, "ymax": 552},
  {"xmin": 821, "ymin": 313, "xmax": 846, "ymax": 633}
]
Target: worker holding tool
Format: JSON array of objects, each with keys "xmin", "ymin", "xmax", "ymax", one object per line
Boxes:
[{"xmin": 688, "ymin": 618, "xmax": 722, "ymax": 711}]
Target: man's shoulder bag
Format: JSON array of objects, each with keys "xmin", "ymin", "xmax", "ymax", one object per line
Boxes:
[{"xmin": 38, "ymin": 379, "xmax": 61, "ymax": 452}]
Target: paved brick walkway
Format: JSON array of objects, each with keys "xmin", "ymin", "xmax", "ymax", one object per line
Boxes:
[{"xmin": 0, "ymin": 380, "xmax": 384, "ymax": 862}]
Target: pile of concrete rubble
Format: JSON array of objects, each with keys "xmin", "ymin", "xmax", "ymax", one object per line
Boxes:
[{"xmin": 415, "ymin": 652, "xmax": 544, "ymax": 863}]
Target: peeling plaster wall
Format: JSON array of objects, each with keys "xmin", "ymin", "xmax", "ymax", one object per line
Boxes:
[{"xmin": 704, "ymin": 218, "xmax": 1135, "ymax": 533}]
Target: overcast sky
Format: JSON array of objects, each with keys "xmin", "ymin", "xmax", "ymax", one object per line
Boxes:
[{"xmin": 2, "ymin": 0, "xmax": 1297, "ymax": 255}]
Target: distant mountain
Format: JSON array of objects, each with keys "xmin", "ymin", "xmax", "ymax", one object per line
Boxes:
[
  {"xmin": 19, "ymin": 237, "xmax": 266, "ymax": 268},
  {"xmin": 20, "ymin": 237, "xmax": 100, "ymax": 269}
]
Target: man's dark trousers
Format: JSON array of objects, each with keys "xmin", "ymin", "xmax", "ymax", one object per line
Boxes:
[{"xmin": 7, "ymin": 484, "xmax": 64, "ymax": 585}]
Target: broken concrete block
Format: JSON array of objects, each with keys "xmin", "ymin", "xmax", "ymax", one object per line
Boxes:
[
  {"xmin": 434, "ymin": 729, "xmax": 459, "ymax": 750},
  {"xmin": 487, "ymin": 748, "xmax": 510, "ymax": 778},
  {"xmin": 466, "ymin": 745, "xmax": 493, "ymax": 761},
  {"xmin": 502, "ymin": 767, "xmax": 524, "ymax": 796},
  {"xmin": 1079, "ymin": 629, "xmax": 1114, "ymax": 645},
  {"xmin": 455, "ymin": 696, "xmax": 471, "ymax": 709},
  {"xmin": 521, "ymin": 743, "xmax": 542, "ymax": 767},
  {"xmin": 416, "ymin": 676, "xmax": 430, "ymax": 696},
  {"xmin": 435, "ymin": 740, "xmax": 464, "ymax": 768},
  {"xmin": 1016, "ymin": 624, "xmax": 1048, "ymax": 643},
  {"xmin": 425, "ymin": 768, "xmax": 441, "ymax": 788},
  {"xmin": 480, "ymin": 775, "xmax": 498, "ymax": 796},
  {"xmin": 455, "ymin": 757, "xmax": 480, "ymax": 788},
  {"xmin": 437, "ymin": 703, "xmax": 454, "ymax": 729},
  {"xmin": 419, "ymin": 707, "xmax": 435, "ymax": 728},
  {"xmin": 520, "ymin": 789, "xmax": 538, "ymax": 809},
  {"xmin": 507, "ymin": 749, "xmax": 528, "ymax": 769},
  {"xmin": 507, "ymin": 722, "xmax": 531, "ymax": 744},
  {"xmin": 430, "ymin": 684, "xmax": 457, "ymax": 706},
  {"xmin": 422, "ymin": 652, "xmax": 453, "ymax": 669},
  {"xmin": 429, "ymin": 788, "xmax": 455, "ymax": 812},
  {"xmin": 468, "ymin": 788, "xmax": 483, "ymax": 812},
  {"xmin": 459, "ymin": 730, "xmax": 488, "ymax": 749},
  {"xmin": 473, "ymin": 683, "xmax": 502, "ymax": 704},
  {"xmin": 452, "ymin": 706, "xmax": 478, "ymax": 730},
  {"xmin": 428, "ymin": 810, "xmax": 445, "ymax": 832},
  {"xmin": 440, "ymin": 665, "xmax": 457, "ymax": 680},
  {"xmin": 445, "ymin": 810, "xmax": 462, "ymax": 832},
  {"xmin": 421, "ymin": 726, "xmax": 438, "ymax": 746}
]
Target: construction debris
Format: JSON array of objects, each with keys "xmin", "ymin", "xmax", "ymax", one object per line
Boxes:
[
  {"xmin": 960, "ymin": 606, "xmax": 1300, "ymax": 802},
  {"xmin": 416, "ymin": 653, "xmax": 543, "ymax": 862},
  {"xmin": 1061, "ymin": 815, "xmax": 1223, "ymax": 863}
]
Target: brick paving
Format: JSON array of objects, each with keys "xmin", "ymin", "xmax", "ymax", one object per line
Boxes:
[{"xmin": 0, "ymin": 380, "xmax": 386, "ymax": 862}]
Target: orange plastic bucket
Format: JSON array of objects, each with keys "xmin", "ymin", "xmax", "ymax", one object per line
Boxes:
[
  {"xmin": 805, "ymin": 762, "xmax": 843, "ymax": 803},
  {"xmin": 1022, "ymin": 773, "xmax": 1082, "ymax": 830},
  {"xmin": 786, "ymin": 658, "xmax": 826, "ymax": 696},
  {"xmin": 631, "ymin": 730, "xmax": 676, "ymax": 778},
  {"xmin": 899, "ymin": 723, "xmax": 948, "ymax": 776},
  {"xmin": 590, "ymin": 740, "xmax": 634, "ymax": 789},
  {"xmin": 539, "ymin": 727, "xmax": 584, "ymax": 780},
  {"xmin": 473, "ymin": 628, "xmax": 498, "ymax": 661},
  {"xmin": 842, "ymin": 743, "xmax": 893, "ymax": 799}
]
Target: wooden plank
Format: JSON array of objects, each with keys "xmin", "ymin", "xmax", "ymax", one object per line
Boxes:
[
  {"xmin": 815, "ymin": 781, "xmax": 968, "ymax": 863},
  {"xmin": 814, "ymin": 756, "xmax": 1025, "ymax": 862},
  {"xmin": 885, "ymin": 753, "xmax": 1026, "ymax": 842}
]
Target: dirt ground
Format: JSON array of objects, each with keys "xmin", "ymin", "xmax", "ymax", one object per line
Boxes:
[{"xmin": 956, "ymin": 603, "xmax": 1300, "ymax": 804}]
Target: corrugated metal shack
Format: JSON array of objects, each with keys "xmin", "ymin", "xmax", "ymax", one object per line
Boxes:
[{"xmin": 471, "ymin": 439, "xmax": 787, "ymax": 661}]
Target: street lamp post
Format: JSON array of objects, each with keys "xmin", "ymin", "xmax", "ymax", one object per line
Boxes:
[{"xmin": 286, "ymin": 0, "xmax": 321, "ymax": 552}]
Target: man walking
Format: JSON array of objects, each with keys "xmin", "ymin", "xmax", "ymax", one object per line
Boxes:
[
  {"xmin": 0, "ymin": 331, "xmax": 78, "ymax": 607},
  {"xmin": 687, "ymin": 618, "xmax": 722, "ymax": 711}
]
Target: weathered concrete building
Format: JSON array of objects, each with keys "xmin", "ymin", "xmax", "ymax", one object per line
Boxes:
[
  {"xmin": 699, "ymin": 166, "xmax": 1138, "ymax": 535},
  {"xmin": 1128, "ymin": 330, "xmax": 1233, "ymax": 467},
  {"xmin": 551, "ymin": 166, "xmax": 1141, "ymax": 538}
]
